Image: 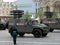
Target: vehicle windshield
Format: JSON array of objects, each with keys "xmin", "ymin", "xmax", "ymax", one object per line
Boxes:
[{"xmin": 32, "ymin": 20, "xmax": 39, "ymax": 25}]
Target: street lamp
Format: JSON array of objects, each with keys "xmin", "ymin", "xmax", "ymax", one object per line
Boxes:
[
  {"xmin": 33, "ymin": 0, "xmax": 39, "ymax": 15},
  {"xmin": 35, "ymin": 2, "xmax": 38, "ymax": 15}
]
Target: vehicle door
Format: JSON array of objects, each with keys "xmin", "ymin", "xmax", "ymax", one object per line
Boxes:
[
  {"xmin": 49, "ymin": 19, "xmax": 58, "ymax": 29},
  {"xmin": 56, "ymin": 18, "xmax": 60, "ymax": 29},
  {"xmin": 24, "ymin": 20, "xmax": 33, "ymax": 32},
  {"xmin": 16, "ymin": 19, "xmax": 26, "ymax": 32}
]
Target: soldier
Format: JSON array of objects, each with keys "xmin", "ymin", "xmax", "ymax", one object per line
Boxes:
[
  {"xmin": 9, "ymin": 21, "xmax": 18, "ymax": 45},
  {"xmin": 9, "ymin": 21, "xmax": 17, "ymax": 36},
  {"xmin": 12, "ymin": 30, "xmax": 17, "ymax": 45}
]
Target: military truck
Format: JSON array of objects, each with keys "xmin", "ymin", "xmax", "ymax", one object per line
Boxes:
[
  {"xmin": 8, "ymin": 10, "xmax": 49, "ymax": 38},
  {"xmin": 40, "ymin": 6, "xmax": 60, "ymax": 32},
  {"xmin": 40, "ymin": 18, "xmax": 60, "ymax": 32},
  {"xmin": 8, "ymin": 18, "xmax": 49, "ymax": 37}
]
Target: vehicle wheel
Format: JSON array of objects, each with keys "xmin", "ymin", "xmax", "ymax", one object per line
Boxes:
[
  {"xmin": 33, "ymin": 29, "xmax": 42, "ymax": 38},
  {"xmin": 42, "ymin": 33, "xmax": 48, "ymax": 37},
  {"xmin": 2, "ymin": 27, "xmax": 5, "ymax": 30},
  {"xmin": 19, "ymin": 33, "xmax": 25, "ymax": 37},
  {"xmin": 49, "ymin": 29, "xmax": 54, "ymax": 32},
  {"xmin": 0, "ymin": 24, "xmax": 5, "ymax": 30}
]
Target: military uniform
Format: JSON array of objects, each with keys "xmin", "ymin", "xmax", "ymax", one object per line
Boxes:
[{"xmin": 12, "ymin": 31, "xmax": 17, "ymax": 45}]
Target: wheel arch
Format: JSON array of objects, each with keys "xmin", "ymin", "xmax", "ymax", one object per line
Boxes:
[{"xmin": 32, "ymin": 28, "xmax": 43, "ymax": 34}]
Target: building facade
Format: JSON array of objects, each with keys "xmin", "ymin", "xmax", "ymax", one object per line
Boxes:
[
  {"xmin": 0, "ymin": 0, "xmax": 16, "ymax": 16},
  {"xmin": 39, "ymin": 0, "xmax": 60, "ymax": 18},
  {"xmin": 0, "ymin": 0, "xmax": 16, "ymax": 21}
]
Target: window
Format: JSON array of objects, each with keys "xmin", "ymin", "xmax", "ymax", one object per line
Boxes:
[{"xmin": 54, "ymin": 1, "xmax": 60, "ymax": 15}]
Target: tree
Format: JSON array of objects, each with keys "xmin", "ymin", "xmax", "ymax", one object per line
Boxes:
[
  {"xmin": 52, "ymin": 10, "xmax": 58, "ymax": 18},
  {"xmin": 22, "ymin": 11, "xmax": 31, "ymax": 19},
  {"xmin": 37, "ymin": 10, "xmax": 44, "ymax": 19},
  {"xmin": 11, "ymin": 4, "xmax": 17, "ymax": 9}
]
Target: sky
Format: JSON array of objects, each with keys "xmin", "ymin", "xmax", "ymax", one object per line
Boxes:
[
  {"xmin": 15, "ymin": 0, "xmax": 36, "ymax": 15},
  {"xmin": 3, "ymin": 0, "xmax": 16, "ymax": 2}
]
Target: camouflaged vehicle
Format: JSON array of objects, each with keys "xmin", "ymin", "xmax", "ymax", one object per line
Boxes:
[
  {"xmin": 8, "ymin": 10, "xmax": 49, "ymax": 38},
  {"xmin": 41, "ymin": 18, "xmax": 60, "ymax": 32},
  {"xmin": 8, "ymin": 18, "xmax": 49, "ymax": 38}
]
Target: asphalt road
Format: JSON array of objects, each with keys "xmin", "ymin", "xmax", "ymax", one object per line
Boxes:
[{"xmin": 0, "ymin": 29, "xmax": 60, "ymax": 45}]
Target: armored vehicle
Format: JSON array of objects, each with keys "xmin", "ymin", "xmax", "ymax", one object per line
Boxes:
[
  {"xmin": 8, "ymin": 18, "xmax": 49, "ymax": 37},
  {"xmin": 41, "ymin": 18, "xmax": 60, "ymax": 32},
  {"xmin": 8, "ymin": 10, "xmax": 49, "ymax": 38},
  {"xmin": 40, "ymin": 6, "xmax": 60, "ymax": 32}
]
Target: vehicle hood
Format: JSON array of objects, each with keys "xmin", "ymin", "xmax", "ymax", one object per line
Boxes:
[{"xmin": 33, "ymin": 24, "xmax": 48, "ymax": 27}]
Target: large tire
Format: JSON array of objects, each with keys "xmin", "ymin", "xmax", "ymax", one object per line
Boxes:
[
  {"xmin": 19, "ymin": 33, "xmax": 25, "ymax": 37},
  {"xmin": 0, "ymin": 24, "xmax": 5, "ymax": 30},
  {"xmin": 42, "ymin": 33, "xmax": 48, "ymax": 37},
  {"xmin": 49, "ymin": 29, "xmax": 54, "ymax": 32},
  {"xmin": 33, "ymin": 29, "xmax": 42, "ymax": 38}
]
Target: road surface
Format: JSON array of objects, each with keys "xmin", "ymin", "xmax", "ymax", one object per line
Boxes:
[{"xmin": 0, "ymin": 29, "xmax": 60, "ymax": 45}]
